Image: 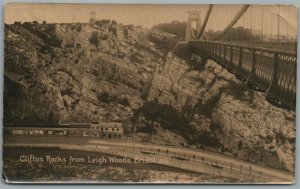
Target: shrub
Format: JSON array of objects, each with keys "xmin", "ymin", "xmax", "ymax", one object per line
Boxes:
[
  {"xmin": 98, "ymin": 92, "xmax": 110, "ymax": 103},
  {"xmin": 89, "ymin": 31, "xmax": 99, "ymax": 47},
  {"xmin": 120, "ymin": 97, "xmax": 130, "ymax": 106},
  {"xmin": 100, "ymin": 33, "xmax": 109, "ymax": 40},
  {"xmin": 97, "ymin": 92, "xmax": 130, "ymax": 107},
  {"xmin": 23, "ymin": 24, "xmax": 62, "ymax": 47},
  {"xmin": 152, "ymin": 20, "xmax": 187, "ymax": 37},
  {"xmin": 126, "ymin": 24, "xmax": 134, "ymax": 30},
  {"xmin": 137, "ymin": 101, "xmax": 190, "ymax": 133},
  {"xmin": 123, "ymin": 28, "xmax": 129, "ymax": 38},
  {"xmin": 76, "ymin": 25, "xmax": 82, "ymax": 32},
  {"xmin": 108, "ymin": 25, "xmax": 117, "ymax": 35}
]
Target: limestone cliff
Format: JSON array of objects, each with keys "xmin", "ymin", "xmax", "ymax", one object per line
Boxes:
[
  {"xmin": 4, "ymin": 22, "xmax": 295, "ymax": 172},
  {"xmin": 5, "ymin": 23, "xmax": 161, "ymax": 123}
]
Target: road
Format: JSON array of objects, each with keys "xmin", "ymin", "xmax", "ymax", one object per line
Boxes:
[{"xmin": 3, "ymin": 135, "xmax": 294, "ymax": 183}]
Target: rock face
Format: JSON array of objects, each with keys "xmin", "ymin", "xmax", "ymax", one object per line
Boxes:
[
  {"xmin": 4, "ymin": 23, "xmax": 161, "ymax": 123},
  {"xmin": 215, "ymin": 92, "xmax": 295, "ymax": 171},
  {"xmin": 4, "ymin": 22, "xmax": 295, "ymax": 172},
  {"xmin": 147, "ymin": 51, "xmax": 295, "ymax": 171},
  {"xmin": 148, "ymin": 53, "xmax": 233, "ymax": 112}
]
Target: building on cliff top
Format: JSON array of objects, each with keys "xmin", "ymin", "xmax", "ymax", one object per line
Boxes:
[{"xmin": 89, "ymin": 11, "xmax": 112, "ymax": 26}]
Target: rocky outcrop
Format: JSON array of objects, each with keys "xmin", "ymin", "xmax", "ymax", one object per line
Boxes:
[
  {"xmin": 4, "ymin": 22, "xmax": 295, "ymax": 172},
  {"xmin": 146, "ymin": 49, "xmax": 295, "ymax": 171},
  {"xmin": 215, "ymin": 91, "xmax": 295, "ymax": 171},
  {"xmin": 4, "ymin": 22, "xmax": 161, "ymax": 123},
  {"xmin": 147, "ymin": 52, "xmax": 234, "ymax": 114}
]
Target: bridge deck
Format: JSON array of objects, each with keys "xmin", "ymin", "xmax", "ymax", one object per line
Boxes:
[{"xmin": 189, "ymin": 40, "xmax": 297, "ymax": 110}]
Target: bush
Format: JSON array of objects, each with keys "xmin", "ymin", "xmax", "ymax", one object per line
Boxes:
[
  {"xmin": 98, "ymin": 92, "xmax": 110, "ymax": 103},
  {"xmin": 123, "ymin": 28, "xmax": 129, "ymax": 38},
  {"xmin": 98, "ymin": 92, "xmax": 130, "ymax": 107},
  {"xmin": 152, "ymin": 20, "xmax": 187, "ymax": 37},
  {"xmin": 108, "ymin": 25, "xmax": 117, "ymax": 35},
  {"xmin": 136, "ymin": 101, "xmax": 190, "ymax": 135},
  {"xmin": 91, "ymin": 70, "xmax": 99, "ymax": 76},
  {"xmin": 120, "ymin": 97, "xmax": 130, "ymax": 106},
  {"xmin": 76, "ymin": 25, "xmax": 82, "ymax": 32},
  {"xmin": 126, "ymin": 24, "xmax": 134, "ymax": 30},
  {"xmin": 206, "ymin": 27, "xmax": 261, "ymax": 41},
  {"xmin": 89, "ymin": 31, "xmax": 99, "ymax": 47},
  {"xmin": 100, "ymin": 33, "xmax": 109, "ymax": 40},
  {"xmin": 22, "ymin": 24, "xmax": 62, "ymax": 47}
]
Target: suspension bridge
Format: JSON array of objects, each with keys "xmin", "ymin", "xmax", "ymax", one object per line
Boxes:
[{"xmin": 184, "ymin": 5, "xmax": 297, "ymax": 110}]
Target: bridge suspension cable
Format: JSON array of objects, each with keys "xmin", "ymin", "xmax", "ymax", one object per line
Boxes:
[
  {"xmin": 213, "ymin": 5, "xmax": 250, "ymax": 40},
  {"xmin": 262, "ymin": 6, "xmax": 264, "ymax": 41},
  {"xmin": 188, "ymin": 5, "xmax": 297, "ymax": 44},
  {"xmin": 197, "ymin": 5, "xmax": 213, "ymax": 39}
]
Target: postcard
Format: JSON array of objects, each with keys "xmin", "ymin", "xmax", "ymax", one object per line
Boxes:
[{"xmin": 3, "ymin": 3, "xmax": 297, "ymax": 184}]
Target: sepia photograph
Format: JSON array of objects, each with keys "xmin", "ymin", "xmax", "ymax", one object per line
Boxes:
[{"xmin": 2, "ymin": 3, "xmax": 298, "ymax": 184}]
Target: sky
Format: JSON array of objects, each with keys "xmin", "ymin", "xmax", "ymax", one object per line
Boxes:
[
  {"xmin": 5, "ymin": 4, "xmax": 209, "ymax": 27},
  {"xmin": 4, "ymin": 3, "xmax": 298, "ymax": 36}
]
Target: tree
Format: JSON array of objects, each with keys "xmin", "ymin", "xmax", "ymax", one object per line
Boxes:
[
  {"xmin": 109, "ymin": 25, "xmax": 118, "ymax": 35},
  {"xmin": 152, "ymin": 20, "xmax": 187, "ymax": 37},
  {"xmin": 89, "ymin": 31, "xmax": 99, "ymax": 47},
  {"xmin": 111, "ymin": 20, "xmax": 117, "ymax": 25},
  {"xmin": 206, "ymin": 27, "xmax": 261, "ymax": 41},
  {"xmin": 123, "ymin": 28, "xmax": 129, "ymax": 38}
]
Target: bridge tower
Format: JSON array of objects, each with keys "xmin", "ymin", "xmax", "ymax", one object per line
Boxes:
[{"xmin": 185, "ymin": 11, "xmax": 202, "ymax": 41}]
